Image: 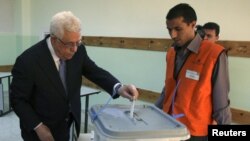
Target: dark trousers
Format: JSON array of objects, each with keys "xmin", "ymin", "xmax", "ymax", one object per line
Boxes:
[
  {"xmin": 21, "ymin": 115, "xmax": 73, "ymax": 141},
  {"xmin": 185, "ymin": 135, "xmax": 208, "ymax": 141}
]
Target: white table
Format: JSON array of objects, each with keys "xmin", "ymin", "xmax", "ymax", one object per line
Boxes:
[
  {"xmin": 78, "ymin": 133, "xmax": 93, "ymax": 141},
  {"xmin": 80, "ymin": 86, "xmax": 101, "ymax": 133},
  {"xmin": 0, "ymin": 72, "xmax": 12, "ymax": 116}
]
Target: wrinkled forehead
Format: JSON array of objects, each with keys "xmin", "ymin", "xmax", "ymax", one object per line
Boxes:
[{"xmin": 62, "ymin": 31, "xmax": 81, "ymax": 41}]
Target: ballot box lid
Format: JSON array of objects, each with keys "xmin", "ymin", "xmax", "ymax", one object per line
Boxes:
[{"xmin": 89, "ymin": 104, "xmax": 190, "ymax": 140}]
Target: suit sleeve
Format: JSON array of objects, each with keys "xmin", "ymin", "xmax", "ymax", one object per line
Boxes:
[
  {"xmin": 10, "ymin": 56, "xmax": 41, "ymax": 131},
  {"xmin": 79, "ymin": 45, "xmax": 120, "ymax": 98}
]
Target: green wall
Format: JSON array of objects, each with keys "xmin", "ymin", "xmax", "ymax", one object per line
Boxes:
[{"xmin": 0, "ymin": 33, "xmax": 16, "ymax": 65}]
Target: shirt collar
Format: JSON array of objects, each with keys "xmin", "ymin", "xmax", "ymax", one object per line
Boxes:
[
  {"xmin": 47, "ymin": 37, "xmax": 60, "ymax": 63},
  {"xmin": 174, "ymin": 33, "xmax": 202, "ymax": 54},
  {"xmin": 186, "ymin": 33, "xmax": 203, "ymax": 54}
]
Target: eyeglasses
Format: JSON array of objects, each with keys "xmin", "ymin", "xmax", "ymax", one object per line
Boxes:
[{"xmin": 56, "ymin": 37, "xmax": 82, "ymax": 48}]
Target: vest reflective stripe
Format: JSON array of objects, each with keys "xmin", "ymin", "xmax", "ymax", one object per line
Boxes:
[{"xmin": 163, "ymin": 41, "xmax": 224, "ymax": 136}]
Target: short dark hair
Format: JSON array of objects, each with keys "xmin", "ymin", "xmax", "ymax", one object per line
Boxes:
[
  {"xmin": 203, "ymin": 22, "xmax": 220, "ymax": 36},
  {"xmin": 196, "ymin": 25, "xmax": 205, "ymax": 39},
  {"xmin": 166, "ymin": 3, "xmax": 197, "ymax": 24}
]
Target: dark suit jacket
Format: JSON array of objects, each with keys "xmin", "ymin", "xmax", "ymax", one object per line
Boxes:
[{"xmin": 10, "ymin": 36, "xmax": 120, "ymax": 137}]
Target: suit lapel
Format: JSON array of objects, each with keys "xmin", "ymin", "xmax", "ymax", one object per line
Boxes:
[
  {"xmin": 35, "ymin": 39, "xmax": 68, "ymax": 100},
  {"xmin": 65, "ymin": 58, "xmax": 76, "ymax": 100}
]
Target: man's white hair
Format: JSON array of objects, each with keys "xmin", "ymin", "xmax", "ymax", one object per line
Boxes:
[{"xmin": 50, "ymin": 11, "xmax": 81, "ymax": 39}]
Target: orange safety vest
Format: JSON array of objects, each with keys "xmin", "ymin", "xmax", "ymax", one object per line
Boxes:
[{"xmin": 163, "ymin": 40, "xmax": 224, "ymax": 136}]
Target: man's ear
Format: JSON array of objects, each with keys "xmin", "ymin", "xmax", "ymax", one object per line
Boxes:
[
  {"xmin": 216, "ymin": 35, "xmax": 219, "ymax": 41},
  {"xmin": 50, "ymin": 36, "xmax": 57, "ymax": 45},
  {"xmin": 191, "ymin": 21, "xmax": 196, "ymax": 28}
]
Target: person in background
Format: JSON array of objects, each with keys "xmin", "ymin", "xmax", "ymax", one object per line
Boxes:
[
  {"xmin": 195, "ymin": 25, "xmax": 206, "ymax": 39},
  {"xmin": 156, "ymin": 3, "xmax": 231, "ymax": 141},
  {"xmin": 203, "ymin": 22, "xmax": 220, "ymax": 43},
  {"xmin": 203, "ymin": 22, "xmax": 230, "ymax": 55},
  {"xmin": 10, "ymin": 11, "xmax": 139, "ymax": 141}
]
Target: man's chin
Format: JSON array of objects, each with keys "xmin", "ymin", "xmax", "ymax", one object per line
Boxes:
[
  {"xmin": 174, "ymin": 42, "xmax": 181, "ymax": 47},
  {"xmin": 65, "ymin": 55, "xmax": 73, "ymax": 60},
  {"xmin": 174, "ymin": 41, "xmax": 185, "ymax": 47}
]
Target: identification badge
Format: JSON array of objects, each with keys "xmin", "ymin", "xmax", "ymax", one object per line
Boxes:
[{"xmin": 185, "ymin": 70, "xmax": 199, "ymax": 80}]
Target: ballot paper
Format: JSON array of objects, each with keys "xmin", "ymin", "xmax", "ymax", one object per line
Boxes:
[{"xmin": 130, "ymin": 99, "xmax": 135, "ymax": 119}]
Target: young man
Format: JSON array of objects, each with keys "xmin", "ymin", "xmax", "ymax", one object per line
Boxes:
[
  {"xmin": 203, "ymin": 22, "xmax": 220, "ymax": 43},
  {"xmin": 10, "ymin": 11, "xmax": 139, "ymax": 141},
  {"xmin": 158, "ymin": 3, "xmax": 231, "ymax": 141}
]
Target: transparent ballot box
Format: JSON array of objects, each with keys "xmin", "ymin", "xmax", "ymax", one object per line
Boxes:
[
  {"xmin": 0, "ymin": 72, "xmax": 12, "ymax": 116},
  {"xmin": 89, "ymin": 104, "xmax": 190, "ymax": 141}
]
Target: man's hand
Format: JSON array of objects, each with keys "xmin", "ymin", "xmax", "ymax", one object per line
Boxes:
[
  {"xmin": 35, "ymin": 123, "xmax": 55, "ymax": 141},
  {"xmin": 118, "ymin": 84, "xmax": 139, "ymax": 101}
]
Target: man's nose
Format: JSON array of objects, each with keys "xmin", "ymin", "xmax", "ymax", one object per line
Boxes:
[
  {"xmin": 170, "ymin": 30, "xmax": 177, "ymax": 39},
  {"xmin": 70, "ymin": 46, "xmax": 78, "ymax": 52},
  {"xmin": 204, "ymin": 35, "xmax": 208, "ymax": 40}
]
